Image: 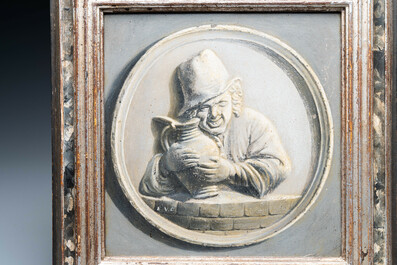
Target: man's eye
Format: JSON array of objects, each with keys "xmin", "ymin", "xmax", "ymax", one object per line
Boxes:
[
  {"xmin": 199, "ymin": 106, "xmax": 209, "ymax": 111},
  {"xmin": 218, "ymin": 101, "xmax": 228, "ymax": 107}
]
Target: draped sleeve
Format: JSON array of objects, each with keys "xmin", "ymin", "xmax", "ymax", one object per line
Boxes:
[
  {"xmin": 227, "ymin": 109, "xmax": 291, "ymax": 198},
  {"xmin": 139, "ymin": 154, "xmax": 177, "ymax": 197}
]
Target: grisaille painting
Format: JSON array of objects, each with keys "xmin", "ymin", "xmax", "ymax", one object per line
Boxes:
[{"xmin": 106, "ymin": 13, "xmax": 340, "ymax": 256}]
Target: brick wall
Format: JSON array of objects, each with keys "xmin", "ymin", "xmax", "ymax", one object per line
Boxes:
[{"xmin": 142, "ymin": 195, "xmax": 300, "ymax": 233}]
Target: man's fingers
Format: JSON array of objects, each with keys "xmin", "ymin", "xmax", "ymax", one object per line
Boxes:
[
  {"xmin": 183, "ymin": 159, "xmax": 199, "ymax": 167},
  {"xmin": 181, "ymin": 154, "xmax": 200, "ymax": 160},
  {"xmin": 198, "ymin": 167, "xmax": 217, "ymax": 175},
  {"xmin": 205, "ymin": 177, "xmax": 221, "ymax": 183},
  {"xmin": 185, "ymin": 162, "xmax": 198, "ymax": 168},
  {"xmin": 180, "ymin": 147, "xmax": 198, "ymax": 154},
  {"xmin": 183, "ymin": 158, "xmax": 199, "ymax": 163},
  {"xmin": 201, "ymin": 173, "xmax": 216, "ymax": 179},
  {"xmin": 198, "ymin": 162, "xmax": 218, "ymax": 169},
  {"xmin": 208, "ymin": 156, "xmax": 220, "ymax": 162}
]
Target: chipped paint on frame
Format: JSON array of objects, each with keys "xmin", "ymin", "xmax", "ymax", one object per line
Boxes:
[{"xmin": 373, "ymin": 0, "xmax": 392, "ymax": 264}]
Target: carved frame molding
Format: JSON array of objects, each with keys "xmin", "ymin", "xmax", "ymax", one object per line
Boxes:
[{"xmin": 51, "ymin": 0, "xmax": 393, "ymax": 264}]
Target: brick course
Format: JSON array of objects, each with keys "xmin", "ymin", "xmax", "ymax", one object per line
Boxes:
[{"xmin": 142, "ymin": 194, "xmax": 299, "ymax": 232}]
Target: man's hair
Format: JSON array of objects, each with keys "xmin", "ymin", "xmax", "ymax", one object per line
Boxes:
[
  {"xmin": 179, "ymin": 79, "xmax": 243, "ymax": 120},
  {"xmin": 228, "ymin": 79, "xmax": 243, "ymax": 117}
]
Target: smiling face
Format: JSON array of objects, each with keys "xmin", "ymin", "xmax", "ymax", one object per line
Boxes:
[{"xmin": 196, "ymin": 92, "xmax": 233, "ymax": 136}]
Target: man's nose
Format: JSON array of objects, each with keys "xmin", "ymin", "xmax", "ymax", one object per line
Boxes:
[{"xmin": 210, "ymin": 105, "xmax": 219, "ymax": 117}]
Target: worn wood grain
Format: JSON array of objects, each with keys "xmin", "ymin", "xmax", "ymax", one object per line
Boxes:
[
  {"xmin": 392, "ymin": 0, "xmax": 397, "ymax": 261},
  {"xmin": 101, "ymin": 256, "xmax": 349, "ymax": 265},
  {"xmin": 52, "ymin": 0, "xmax": 76, "ymax": 264},
  {"xmin": 51, "ymin": 0, "xmax": 64, "ymax": 263}
]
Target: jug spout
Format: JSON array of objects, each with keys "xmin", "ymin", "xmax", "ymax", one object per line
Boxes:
[
  {"xmin": 152, "ymin": 116, "xmax": 200, "ymax": 129},
  {"xmin": 152, "ymin": 116, "xmax": 178, "ymax": 130}
]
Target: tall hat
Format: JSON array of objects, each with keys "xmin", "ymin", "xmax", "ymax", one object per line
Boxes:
[{"xmin": 176, "ymin": 49, "xmax": 238, "ymax": 116}]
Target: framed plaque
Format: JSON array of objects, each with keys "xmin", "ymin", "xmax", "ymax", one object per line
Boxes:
[{"xmin": 51, "ymin": 0, "xmax": 394, "ymax": 264}]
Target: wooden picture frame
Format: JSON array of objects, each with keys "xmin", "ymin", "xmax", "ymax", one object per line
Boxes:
[{"xmin": 51, "ymin": 0, "xmax": 393, "ymax": 264}]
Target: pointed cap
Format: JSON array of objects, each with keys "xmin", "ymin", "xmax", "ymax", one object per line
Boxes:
[{"xmin": 176, "ymin": 49, "xmax": 235, "ymax": 115}]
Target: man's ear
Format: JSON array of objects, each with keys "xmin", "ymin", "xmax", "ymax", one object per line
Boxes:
[{"xmin": 230, "ymin": 77, "xmax": 242, "ymax": 89}]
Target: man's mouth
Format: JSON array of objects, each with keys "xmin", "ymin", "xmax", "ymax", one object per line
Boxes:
[{"xmin": 207, "ymin": 116, "xmax": 223, "ymax": 128}]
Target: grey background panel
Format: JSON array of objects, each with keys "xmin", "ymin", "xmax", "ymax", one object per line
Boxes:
[
  {"xmin": 104, "ymin": 13, "xmax": 341, "ymax": 257},
  {"xmin": 0, "ymin": 3, "xmax": 51, "ymax": 265}
]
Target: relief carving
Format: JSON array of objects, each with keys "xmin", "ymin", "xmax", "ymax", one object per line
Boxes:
[
  {"xmin": 140, "ymin": 49, "xmax": 291, "ymax": 201},
  {"xmin": 111, "ymin": 25, "xmax": 332, "ymax": 246}
]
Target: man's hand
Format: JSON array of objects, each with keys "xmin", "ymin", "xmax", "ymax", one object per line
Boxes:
[
  {"xmin": 161, "ymin": 145, "xmax": 200, "ymax": 173},
  {"xmin": 197, "ymin": 156, "xmax": 235, "ymax": 183}
]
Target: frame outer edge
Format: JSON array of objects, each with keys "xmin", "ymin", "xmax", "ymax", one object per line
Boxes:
[
  {"xmin": 384, "ymin": 0, "xmax": 393, "ymax": 263},
  {"xmin": 373, "ymin": 0, "xmax": 393, "ymax": 263},
  {"xmin": 391, "ymin": 0, "xmax": 397, "ymax": 261},
  {"xmin": 56, "ymin": 0, "xmax": 390, "ymax": 264},
  {"xmin": 384, "ymin": 0, "xmax": 392, "ymax": 263},
  {"xmin": 51, "ymin": 0, "xmax": 64, "ymax": 263},
  {"xmin": 52, "ymin": 0, "xmax": 77, "ymax": 264}
]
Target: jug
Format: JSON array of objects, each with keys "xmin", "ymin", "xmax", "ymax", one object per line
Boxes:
[{"xmin": 153, "ymin": 116, "xmax": 220, "ymax": 199}]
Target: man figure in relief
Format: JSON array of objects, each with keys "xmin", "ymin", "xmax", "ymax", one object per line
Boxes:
[{"xmin": 139, "ymin": 49, "xmax": 291, "ymax": 199}]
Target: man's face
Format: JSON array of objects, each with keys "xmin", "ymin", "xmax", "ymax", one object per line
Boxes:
[{"xmin": 196, "ymin": 92, "xmax": 233, "ymax": 136}]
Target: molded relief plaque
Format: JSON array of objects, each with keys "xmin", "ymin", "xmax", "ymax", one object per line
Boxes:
[{"xmin": 111, "ymin": 25, "xmax": 333, "ymax": 247}]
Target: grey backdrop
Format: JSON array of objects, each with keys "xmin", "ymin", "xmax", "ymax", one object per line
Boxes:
[
  {"xmin": 0, "ymin": 2, "xmax": 52, "ymax": 265},
  {"xmin": 104, "ymin": 13, "xmax": 341, "ymax": 257}
]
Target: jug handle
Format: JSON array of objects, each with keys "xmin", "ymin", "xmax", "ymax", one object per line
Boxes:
[
  {"xmin": 152, "ymin": 116, "xmax": 178, "ymax": 151},
  {"xmin": 160, "ymin": 125, "xmax": 174, "ymax": 151}
]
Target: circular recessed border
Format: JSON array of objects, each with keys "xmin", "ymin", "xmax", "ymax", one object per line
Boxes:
[{"xmin": 111, "ymin": 25, "xmax": 334, "ymax": 247}]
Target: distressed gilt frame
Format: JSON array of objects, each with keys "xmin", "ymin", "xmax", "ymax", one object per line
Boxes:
[{"xmin": 51, "ymin": 0, "xmax": 393, "ymax": 264}]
